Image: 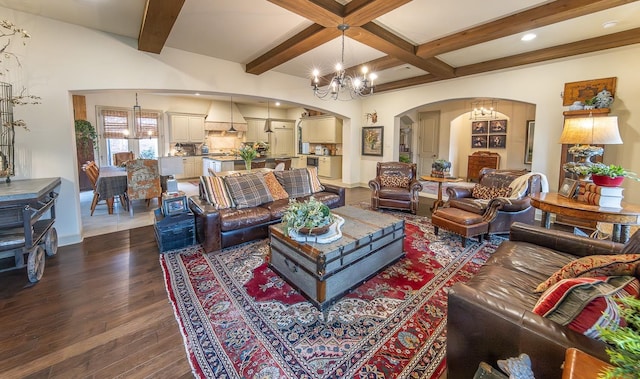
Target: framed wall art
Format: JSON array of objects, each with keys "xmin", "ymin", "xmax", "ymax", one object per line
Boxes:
[
  {"xmin": 524, "ymin": 120, "xmax": 535, "ymax": 164},
  {"xmin": 471, "ymin": 121, "xmax": 488, "ymax": 134},
  {"xmin": 471, "ymin": 135, "xmax": 488, "ymax": 148},
  {"xmin": 489, "ymin": 120, "xmax": 507, "ymax": 133},
  {"xmin": 163, "ymin": 195, "xmax": 188, "ymax": 216},
  {"xmin": 362, "ymin": 126, "xmax": 383, "ymax": 156},
  {"xmin": 489, "ymin": 135, "xmax": 507, "ymax": 148}
]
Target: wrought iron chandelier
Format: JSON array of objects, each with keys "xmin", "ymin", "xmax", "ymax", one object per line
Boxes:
[
  {"xmin": 312, "ymin": 24, "xmax": 377, "ymax": 101},
  {"xmin": 469, "ymin": 100, "xmax": 498, "ymax": 120}
]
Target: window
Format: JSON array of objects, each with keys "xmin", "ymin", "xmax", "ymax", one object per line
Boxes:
[{"xmin": 99, "ymin": 107, "xmax": 161, "ymax": 165}]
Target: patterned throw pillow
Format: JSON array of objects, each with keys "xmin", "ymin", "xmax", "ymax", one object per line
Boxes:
[
  {"xmin": 200, "ymin": 176, "xmax": 234, "ymax": 209},
  {"xmin": 262, "ymin": 171, "xmax": 289, "ymax": 201},
  {"xmin": 224, "ymin": 173, "xmax": 273, "ymax": 209},
  {"xmin": 471, "ymin": 184, "xmax": 512, "ymax": 200},
  {"xmin": 379, "ymin": 175, "xmax": 410, "ymax": 188},
  {"xmin": 533, "ymin": 276, "xmax": 639, "ymax": 339},
  {"xmin": 306, "ymin": 166, "xmax": 325, "ymax": 193},
  {"xmin": 274, "ymin": 169, "xmax": 312, "ymax": 198},
  {"xmin": 535, "ymin": 254, "xmax": 640, "ymax": 293}
]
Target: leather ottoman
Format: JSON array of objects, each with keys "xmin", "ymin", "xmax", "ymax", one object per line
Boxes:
[{"xmin": 432, "ymin": 207, "xmax": 488, "ymax": 246}]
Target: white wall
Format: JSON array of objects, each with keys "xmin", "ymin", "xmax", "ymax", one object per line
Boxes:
[
  {"xmin": 4, "ymin": 7, "xmax": 640, "ymax": 246},
  {"xmin": 361, "ymin": 47, "xmax": 640, "ymax": 202}
]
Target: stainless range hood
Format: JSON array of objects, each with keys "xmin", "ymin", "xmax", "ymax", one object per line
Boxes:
[{"xmin": 204, "ymin": 100, "xmax": 247, "ymax": 132}]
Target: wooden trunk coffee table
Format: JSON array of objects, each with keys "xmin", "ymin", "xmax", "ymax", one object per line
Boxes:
[{"xmin": 268, "ymin": 206, "xmax": 405, "ymax": 310}]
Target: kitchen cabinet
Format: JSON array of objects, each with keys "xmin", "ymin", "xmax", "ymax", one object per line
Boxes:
[
  {"xmin": 168, "ymin": 113, "xmax": 205, "ymax": 143},
  {"xmin": 318, "ymin": 156, "xmax": 342, "ymax": 179},
  {"xmin": 245, "ymin": 118, "xmax": 268, "ymax": 143},
  {"xmin": 293, "ymin": 155, "xmax": 308, "ymax": 169},
  {"xmin": 301, "ymin": 116, "xmax": 342, "ymax": 143},
  {"xmin": 202, "ymin": 158, "xmax": 235, "ymax": 176},
  {"xmin": 175, "ymin": 156, "xmax": 203, "ymax": 179}
]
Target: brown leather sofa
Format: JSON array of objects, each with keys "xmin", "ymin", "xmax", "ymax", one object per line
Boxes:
[
  {"xmin": 446, "ymin": 222, "xmax": 629, "ymax": 378},
  {"xmin": 369, "ymin": 162, "xmax": 423, "ymax": 214},
  {"xmin": 188, "ymin": 183, "xmax": 345, "ymax": 253},
  {"xmin": 444, "ymin": 168, "xmax": 542, "ymax": 234}
]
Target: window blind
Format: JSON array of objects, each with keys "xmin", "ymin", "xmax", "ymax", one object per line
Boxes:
[
  {"xmin": 136, "ymin": 111, "xmax": 159, "ymax": 138},
  {"xmin": 101, "ymin": 109, "xmax": 129, "ymax": 139}
]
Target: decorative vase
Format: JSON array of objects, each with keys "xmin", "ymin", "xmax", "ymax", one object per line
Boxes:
[
  {"xmin": 591, "ymin": 175, "xmax": 624, "ymax": 187},
  {"xmin": 244, "ymin": 160, "xmax": 251, "ymax": 171}
]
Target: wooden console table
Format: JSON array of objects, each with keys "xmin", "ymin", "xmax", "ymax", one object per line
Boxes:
[
  {"xmin": 562, "ymin": 348, "xmax": 611, "ymax": 379},
  {"xmin": 530, "ymin": 192, "xmax": 640, "ymax": 243}
]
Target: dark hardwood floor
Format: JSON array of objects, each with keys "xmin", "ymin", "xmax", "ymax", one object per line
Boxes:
[{"xmin": 0, "ymin": 187, "xmax": 434, "ymax": 378}]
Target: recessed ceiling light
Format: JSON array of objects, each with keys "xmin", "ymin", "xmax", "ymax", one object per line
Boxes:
[
  {"xmin": 603, "ymin": 20, "xmax": 618, "ymax": 29},
  {"xmin": 521, "ymin": 33, "xmax": 537, "ymax": 41},
  {"xmin": 195, "ymin": 92, "xmax": 200, "ymax": 96},
  {"xmin": 275, "ymin": 102, "xmax": 281, "ymax": 106}
]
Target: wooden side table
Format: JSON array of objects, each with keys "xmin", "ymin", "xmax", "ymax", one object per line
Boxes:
[
  {"xmin": 562, "ymin": 348, "xmax": 611, "ymax": 379},
  {"xmin": 420, "ymin": 175, "xmax": 463, "ymax": 211},
  {"xmin": 530, "ymin": 192, "xmax": 640, "ymax": 243}
]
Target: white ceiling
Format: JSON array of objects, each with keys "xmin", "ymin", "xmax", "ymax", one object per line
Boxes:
[{"xmin": 1, "ymin": 0, "xmax": 639, "ymax": 101}]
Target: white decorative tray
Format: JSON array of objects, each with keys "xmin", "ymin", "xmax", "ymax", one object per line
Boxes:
[{"xmin": 288, "ymin": 215, "xmax": 345, "ymax": 244}]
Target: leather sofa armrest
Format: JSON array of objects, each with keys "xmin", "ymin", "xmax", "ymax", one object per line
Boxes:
[
  {"xmin": 368, "ymin": 178, "xmax": 381, "ymax": 191},
  {"xmin": 188, "ymin": 195, "xmax": 223, "ymax": 253},
  {"xmin": 409, "ymin": 179, "xmax": 423, "ymax": 192},
  {"xmin": 322, "ymin": 183, "xmax": 346, "ymax": 207},
  {"xmin": 446, "ymin": 282, "xmax": 609, "ymax": 379},
  {"xmin": 509, "ymin": 222, "xmax": 623, "ymax": 256},
  {"xmin": 487, "ymin": 197, "xmax": 531, "ymax": 213},
  {"xmin": 446, "ymin": 186, "xmax": 473, "ymax": 199}
]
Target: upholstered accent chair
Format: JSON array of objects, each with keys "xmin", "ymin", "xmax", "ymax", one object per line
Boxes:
[
  {"xmin": 126, "ymin": 159, "xmax": 162, "ymax": 217},
  {"xmin": 443, "ymin": 168, "xmax": 543, "ymax": 235},
  {"xmin": 369, "ymin": 162, "xmax": 423, "ymax": 214}
]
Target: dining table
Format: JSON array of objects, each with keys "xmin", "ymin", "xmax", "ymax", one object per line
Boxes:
[{"xmin": 95, "ymin": 166, "xmax": 128, "ymax": 214}]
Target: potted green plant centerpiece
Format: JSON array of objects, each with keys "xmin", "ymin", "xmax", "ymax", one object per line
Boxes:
[
  {"xmin": 75, "ymin": 119, "xmax": 98, "ymax": 156},
  {"xmin": 431, "ymin": 159, "xmax": 451, "ymax": 178},
  {"xmin": 282, "ymin": 197, "xmax": 334, "ymax": 236},
  {"xmin": 589, "ymin": 163, "xmax": 640, "ymax": 187}
]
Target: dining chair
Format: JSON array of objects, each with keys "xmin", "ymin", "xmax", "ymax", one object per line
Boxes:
[
  {"xmin": 274, "ymin": 158, "xmax": 292, "ymax": 170},
  {"xmin": 126, "ymin": 159, "xmax": 162, "ymax": 217},
  {"xmin": 274, "ymin": 162, "xmax": 285, "ymax": 171},
  {"xmin": 251, "ymin": 160, "xmax": 267, "ymax": 168},
  {"xmin": 113, "ymin": 151, "xmax": 134, "ymax": 166},
  {"xmin": 82, "ymin": 161, "xmax": 128, "ymax": 215}
]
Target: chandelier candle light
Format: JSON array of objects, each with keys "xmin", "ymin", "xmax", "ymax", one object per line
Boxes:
[
  {"xmin": 312, "ymin": 24, "xmax": 377, "ymax": 101},
  {"xmin": 470, "ymin": 100, "xmax": 498, "ymax": 120},
  {"xmin": 559, "ymin": 115, "xmax": 622, "ymax": 178}
]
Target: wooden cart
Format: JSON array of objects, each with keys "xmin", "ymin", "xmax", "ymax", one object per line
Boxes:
[{"xmin": 0, "ymin": 177, "xmax": 61, "ymax": 282}]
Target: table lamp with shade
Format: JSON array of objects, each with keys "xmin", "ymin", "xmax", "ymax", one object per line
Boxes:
[
  {"xmin": 559, "ymin": 115, "xmax": 622, "ymax": 179},
  {"xmin": 159, "ymin": 156, "xmax": 184, "ymax": 193}
]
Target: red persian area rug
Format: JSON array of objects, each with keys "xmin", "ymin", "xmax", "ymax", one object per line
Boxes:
[{"xmin": 160, "ymin": 213, "xmax": 503, "ymax": 379}]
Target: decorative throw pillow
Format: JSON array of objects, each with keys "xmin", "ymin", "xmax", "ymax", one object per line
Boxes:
[
  {"xmin": 535, "ymin": 254, "xmax": 640, "ymax": 293},
  {"xmin": 274, "ymin": 169, "xmax": 312, "ymax": 198},
  {"xmin": 533, "ymin": 276, "xmax": 639, "ymax": 339},
  {"xmin": 379, "ymin": 175, "xmax": 410, "ymax": 188},
  {"xmin": 262, "ymin": 171, "xmax": 289, "ymax": 201},
  {"xmin": 224, "ymin": 173, "xmax": 273, "ymax": 209},
  {"xmin": 471, "ymin": 184, "xmax": 512, "ymax": 200},
  {"xmin": 306, "ymin": 166, "xmax": 325, "ymax": 193},
  {"xmin": 199, "ymin": 176, "xmax": 234, "ymax": 209}
]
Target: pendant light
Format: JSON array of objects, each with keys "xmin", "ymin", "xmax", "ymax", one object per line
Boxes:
[
  {"xmin": 264, "ymin": 100, "xmax": 273, "ymax": 133},
  {"xmin": 228, "ymin": 95, "xmax": 237, "ymax": 133}
]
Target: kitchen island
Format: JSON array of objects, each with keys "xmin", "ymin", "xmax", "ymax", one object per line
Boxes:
[{"xmin": 202, "ymin": 154, "xmax": 296, "ymax": 175}]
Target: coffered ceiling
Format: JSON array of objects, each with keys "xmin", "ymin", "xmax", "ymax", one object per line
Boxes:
[{"xmin": 1, "ymin": 0, "xmax": 640, "ymax": 94}]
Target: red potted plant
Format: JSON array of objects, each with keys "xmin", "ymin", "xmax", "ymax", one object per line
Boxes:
[{"xmin": 589, "ymin": 164, "xmax": 639, "ymax": 187}]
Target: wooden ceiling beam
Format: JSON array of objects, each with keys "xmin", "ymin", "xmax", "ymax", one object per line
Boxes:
[
  {"xmin": 138, "ymin": 0, "xmax": 185, "ymax": 54},
  {"xmin": 375, "ymin": 27, "xmax": 640, "ymax": 93},
  {"xmin": 351, "ymin": 24, "xmax": 455, "ymax": 78},
  {"xmin": 416, "ymin": 0, "xmax": 637, "ymax": 58},
  {"xmin": 455, "ymin": 27, "xmax": 640, "ymax": 77},
  {"xmin": 344, "ymin": 0, "xmax": 411, "ymax": 26},
  {"xmin": 246, "ymin": 24, "xmax": 341, "ymax": 75},
  {"xmin": 267, "ymin": 0, "xmax": 343, "ymax": 27}
]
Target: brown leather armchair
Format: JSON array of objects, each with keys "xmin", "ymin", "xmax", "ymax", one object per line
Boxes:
[
  {"xmin": 444, "ymin": 168, "xmax": 543, "ymax": 234},
  {"xmin": 369, "ymin": 162, "xmax": 423, "ymax": 214}
]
